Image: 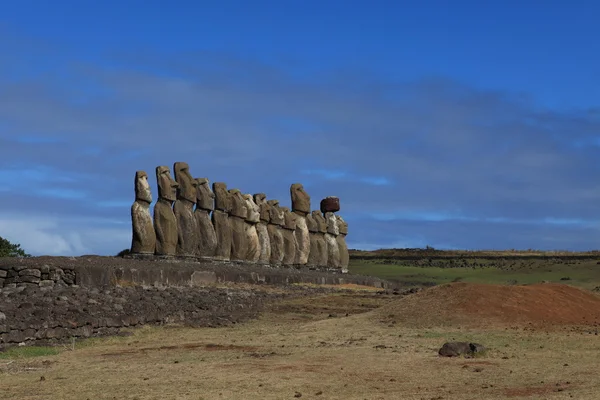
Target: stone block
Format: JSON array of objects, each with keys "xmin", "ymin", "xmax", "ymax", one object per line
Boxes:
[
  {"xmin": 19, "ymin": 269, "xmax": 41, "ymax": 278},
  {"xmin": 320, "ymin": 196, "xmax": 340, "ymax": 213},
  {"xmin": 20, "ymin": 276, "xmax": 41, "ymax": 284}
]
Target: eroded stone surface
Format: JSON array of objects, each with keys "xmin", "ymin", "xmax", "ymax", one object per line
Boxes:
[
  {"xmin": 311, "ymin": 210, "xmax": 329, "ymax": 268},
  {"xmin": 290, "ymin": 184, "xmax": 311, "ymax": 265},
  {"xmin": 195, "ymin": 178, "xmax": 217, "ymax": 258},
  {"xmin": 130, "ymin": 171, "xmax": 156, "ymax": 254},
  {"xmin": 229, "ymin": 189, "xmax": 248, "ymax": 262},
  {"xmin": 320, "ymin": 196, "xmax": 340, "ymax": 214},
  {"xmin": 267, "ymin": 200, "xmax": 285, "ymax": 266},
  {"xmin": 325, "ymin": 212, "xmax": 341, "ymax": 269},
  {"xmin": 254, "ymin": 194, "xmax": 271, "ymax": 264},
  {"xmin": 281, "ymin": 207, "xmax": 298, "ymax": 266},
  {"xmin": 336, "ymin": 215, "xmax": 349, "ymax": 273},
  {"xmin": 243, "ymin": 194, "xmax": 261, "ymax": 263},
  {"xmin": 306, "ymin": 213, "xmax": 319, "ymax": 268},
  {"xmin": 212, "ymin": 182, "xmax": 232, "ymax": 261},
  {"xmin": 154, "ymin": 166, "xmax": 179, "ymax": 256},
  {"xmin": 173, "ymin": 162, "xmax": 198, "ymax": 257}
]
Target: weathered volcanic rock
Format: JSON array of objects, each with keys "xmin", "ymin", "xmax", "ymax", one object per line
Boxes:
[
  {"xmin": 320, "ymin": 196, "xmax": 340, "ymax": 214},
  {"xmin": 131, "ymin": 171, "xmax": 156, "ymax": 254},
  {"xmin": 173, "ymin": 162, "xmax": 199, "ymax": 257}
]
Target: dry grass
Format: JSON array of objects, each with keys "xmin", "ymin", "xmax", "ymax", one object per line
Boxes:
[{"xmin": 1, "ymin": 287, "xmax": 600, "ymax": 399}]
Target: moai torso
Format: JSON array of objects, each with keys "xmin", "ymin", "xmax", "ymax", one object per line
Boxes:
[
  {"xmin": 266, "ymin": 200, "xmax": 285, "ymax": 265},
  {"xmin": 173, "ymin": 162, "xmax": 198, "ymax": 257},
  {"xmin": 281, "ymin": 207, "xmax": 298, "ymax": 266},
  {"xmin": 212, "ymin": 182, "xmax": 232, "ymax": 260},
  {"xmin": 244, "ymin": 194, "xmax": 261, "ymax": 262},
  {"xmin": 290, "ymin": 183, "xmax": 311, "ymax": 265},
  {"xmin": 131, "ymin": 170, "xmax": 156, "ymax": 254},
  {"xmin": 253, "ymin": 193, "xmax": 271, "ymax": 264},
  {"xmin": 336, "ymin": 215, "xmax": 349, "ymax": 272},
  {"xmin": 325, "ymin": 211, "xmax": 341, "ymax": 269},
  {"xmin": 195, "ymin": 178, "xmax": 217, "ymax": 258},
  {"xmin": 154, "ymin": 166, "xmax": 179, "ymax": 256},
  {"xmin": 229, "ymin": 189, "xmax": 248, "ymax": 261},
  {"xmin": 311, "ymin": 210, "xmax": 328, "ymax": 268}
]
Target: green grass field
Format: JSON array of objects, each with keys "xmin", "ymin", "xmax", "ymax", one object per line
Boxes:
[{"xmin": 349, "ymin": 258, "xmax": 600, "ymax": 289}]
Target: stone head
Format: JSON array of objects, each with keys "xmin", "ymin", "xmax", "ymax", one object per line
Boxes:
[
  {"xmin": 267, "ymin": 200, "xmax": 284, "ymax": 225},
  {"xmin": 312, "ymin": 210, "xmax": 327, "ymax": 233},
  {"xmin": 173, "ymin": 162, "xmax": 196, "ymax": 203},
  {"xmin": 305, "ymin": 212, "xmax": 318, "ymax": 233},
  {"xmin": 243, "ymin": 194, "xmax": 260, "ymax": 223},
  {"xmin": 228, "ymin": 189, "xmax": 247, "ymax": 218},
  {"xmin": 134, "ymin": 170, "xmax": 152, "ymax": 204},
  {"xmin": 325, "ymin": 212, "xmax": 339, "ymax": 236},
  {"xmin": 336, "ymin": 215, "xmax": 348, "ymax": 235},
  {"xmin": 282, "ymin": 207, "xmax": 297, "ymax": 230},
  {"xmin": 212, "ymin": 182, "xmax": 231, "ymax": 212},
  {"xmin": 156, "ymin": 166, "xmax": 179, "ymax": 202},
  {"xmin": 253, "ymin": 193, "xmax": 270, "ymax": 223},
  {"xmin": 290, "ymin": 183, "xmax": 311, "ymax": 215},
  {"xmin": 195, "ymin": 178, "xmax": 214, "ymax": 211}
]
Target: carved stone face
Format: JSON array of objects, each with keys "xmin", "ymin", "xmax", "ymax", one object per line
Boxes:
[
  {"xmin": 134, "ymin": 170, "xmax": 152, "ymax": 204},
  {"xmin": 325, "ymin": 212, "xmax": 339, "ymax": 236},
  {"xmin": 267, "ymin": 200, "xmax": 284, "ymax": 225},
  {"xmin": 253, "ymin": 193, "xmax": 270, "ymax": 223},
  {"xmin": 213, "ymin": 182, "xmax": 231, "ymax": 212},
  {"xmin": 305, "ymin": 213, "xmax": 318, "ymax": 233},
  {"xmin": 282, "ymin": 207, "xmax": 297, "ymax": 230},
  {"xmin": 312, "ymin": 210, "xmax": 327, "ymax": 234},
  {"xmin": 195, "ymin": 178, "xmax": 214, "ymax": 211},
  {"xmin": 290, "ymin": 183, "xmax": 311, "ymax": 215},
  {"xmin": 156, "ymin": 166, "xmax": 179, "ymax": 202},
  {"xmin": 174, "ymin": 162, "xmax": 196, "ymax": 203},
  {"xmin": 243, "ymin": 194, "xmax": 260, "ymax": 223},
  {"xmin": 336, "ymin": 215, "xmax": 348, "ymax": 235},
  {"xmin": 229, "ymin": 189, "xmax": 247, "ymax": 219}
]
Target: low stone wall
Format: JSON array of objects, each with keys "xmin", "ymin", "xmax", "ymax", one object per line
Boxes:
[
  {"xmin": 0, "ymin": 256, "xmax": 390, "ymax": 289},
  {"xmin": 0, "ymin": 256, "xmax": 392, "ymax": 347},
  {"xmin": 0, "ymin": 262, "xmax": 75, "ymax": 289},
  {"xmin": 0, "ymin": 284, "xmax": 288, "ymax": 347}
]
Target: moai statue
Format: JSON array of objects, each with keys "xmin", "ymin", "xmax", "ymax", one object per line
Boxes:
[
  {"xmin": 311, "ymin": 210, "xmax": 329, "ymax": 268},
  {"xmin": 154, "ymin": 166, "xmax": 179, "ymax": 256},
  {"xmin": 336, "ymin": 215, "xmax": 349, "ymax": 273},
  {"xmin": 305, "ymin": 212, "xmax": 319, "ymax": 268},
  {"xmin": 194, "ymin": 178, "xmax": 217, "ymax": 259},
  {"xmin": 229, "ymin": 189, "xmax": 248, "ymax": 262},
  {"xmin": 253, "ymin": 193, "xmax": 271, "ymax": 265},
  {"xmin": 243, "ymin": 194, "xmax": 261, "ymax": 263},
  {"xmin": 212, "ymin": 182, "xmax": 232, "ymax": 261},
  {"xmin": 281, "ymin": 207, "xmax": 298, "ymax": 266},
  {"xmin": 267, "ymin": 200, "xmax": 285, "ymax": 266},
  {"xmin": 325, "ymin": 211, "xmax": 341, "ymax": 269},
  {"xmin": 130, "ymin": 171, "xmax": 156, "ymax": 255},
  {"xmin": 173, "ymin": 162, "xmax": 198, "ymax": 258},
  {"xmin": 290, "ymin": 183, "xmax": 311, "ymax": 265}
]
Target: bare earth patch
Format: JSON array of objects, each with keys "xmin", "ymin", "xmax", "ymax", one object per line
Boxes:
[{"xmin": 1, "ymin": 283, "xmax": 599, "ymax": 399}]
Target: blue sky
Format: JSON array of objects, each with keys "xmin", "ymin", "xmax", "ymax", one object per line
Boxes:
[{"xmin": 1, "ymin": 1, "xmax": 600, "ymax": 255}]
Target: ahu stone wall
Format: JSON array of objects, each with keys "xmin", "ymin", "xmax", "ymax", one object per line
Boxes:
[
  {"xmin": 130, "ymin": 163, "xmax": 350, "ymax": 272},
  {"xmin": 0, "ymin": 263, "xmax": 75, "ymax": 289}
]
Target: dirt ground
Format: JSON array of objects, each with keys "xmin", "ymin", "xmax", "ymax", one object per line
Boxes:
[{"xmin": 2, "ymin": 284, "xmax": 600, "ymax": 400}]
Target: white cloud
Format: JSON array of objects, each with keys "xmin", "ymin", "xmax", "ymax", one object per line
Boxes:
[{"xmin": 0, "ymin": 213, "xmax": 130, "ymax": 256}]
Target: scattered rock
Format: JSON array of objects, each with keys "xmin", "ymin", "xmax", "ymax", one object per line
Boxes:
[{"xmin": 438, "ymin": 342, "xmax": 487, "ymax": 357}]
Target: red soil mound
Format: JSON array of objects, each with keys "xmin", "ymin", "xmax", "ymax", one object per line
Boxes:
[{"xmin": 376, "ymin": 282, "xmax": 600, "ymax": 328}]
